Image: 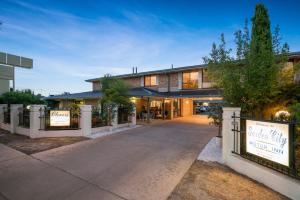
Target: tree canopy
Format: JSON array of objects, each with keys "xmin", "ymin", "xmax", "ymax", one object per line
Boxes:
[
  {"xmin": 0, "ymin": 90, "xmax": 44, "ymax": 105},
  {"xmin": 204, "ymin": 4, "xmax": 293, "ymax": 117},
  {"xmin": 100, "ymin": 75, "xmax": 134, "ymax": 124}
]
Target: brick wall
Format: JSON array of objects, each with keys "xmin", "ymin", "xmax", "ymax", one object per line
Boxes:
[
  {"xmin": 92, "ymin": 81, "xmax": 101, "ymax": 91},
  {"xmin": 123, "ymin": 77, "xmax": 141, "ymax": 88}
]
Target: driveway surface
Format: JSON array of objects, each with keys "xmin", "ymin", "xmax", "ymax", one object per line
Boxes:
[{"xmin": 0, "ymin": 116, "xmax": 217, "ymax": 200}]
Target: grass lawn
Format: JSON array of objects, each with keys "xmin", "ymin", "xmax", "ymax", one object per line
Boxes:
[
  {"xmin": 0, "ymin": 129, "xmax": 89, "ymax": 154},
  {"xmin": 168, "ymin": 161, "xmax": 288, "ymax": 200}
]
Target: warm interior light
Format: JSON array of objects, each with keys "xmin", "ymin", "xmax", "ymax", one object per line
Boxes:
[
  {"xmin": 130, "ymin": 97, "xmax": 136, "ymax": 103},
  {"xmin": 203, "ymin": 102, "xmax": 209, "ymax": 106}
]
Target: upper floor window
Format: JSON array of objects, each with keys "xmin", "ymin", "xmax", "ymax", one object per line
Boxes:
[
  {"xmin": 144, "ymin": 75, "xmax": 158, "ymax": 87},
  {"xmin": 182, "ymin": 71, "xmax": 198, "ymax": 89}
]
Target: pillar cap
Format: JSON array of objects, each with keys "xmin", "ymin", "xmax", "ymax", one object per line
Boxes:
[
  {"xmin": 222, "ymin": 107, "xmax": 241, "ymax": 111},
  {"xmin": 80, "ymin": 105, "xmax": 92, "ymax": 111}
]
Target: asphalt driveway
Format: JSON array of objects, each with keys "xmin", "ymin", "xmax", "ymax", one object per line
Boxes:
[{"xmin": 0, "ymin": 116, "xmax": 217, "ymax": 200}]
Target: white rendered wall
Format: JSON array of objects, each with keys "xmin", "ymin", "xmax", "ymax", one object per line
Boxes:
[{"xmin": 222, "ymin": 107, "xmax": 300, "ymax": 200}]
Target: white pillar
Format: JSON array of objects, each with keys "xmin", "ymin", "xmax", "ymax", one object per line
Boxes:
[
  {"xmin": 0, "ymin": 104, "xmax": 7, "ymax": 123},
  {"xmin": 10, "ymin": 104, "xmax": 23, "ymax": 133},
  {"xmin": 30, "ymin": 105, "xmax": 45, "ymax": 138},
  {"xmin": 131, "ymin": 105, "xmax": 136, "ymax": 126},
  {"xmin": 222, "ymin": 107, "xmax": 241, "ymax": 163},
  {"xmin": 111, "ymin": 106, "xmax": 118, "ymax": 128},
  {"xmin": 80, "ymin": 105, "xmax": 92, "ymax": 137}
]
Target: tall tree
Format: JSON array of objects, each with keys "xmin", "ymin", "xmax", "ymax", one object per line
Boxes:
[
  {"xmin": 245, "ymin": 4, "xmax": 276, "ymax": 113},
  {"xmin": 272, "ymin": 25, "xmax": 282, "ymax": 55},
  {"xmin": 234, "ymin": 30, "xmax": 243, "ymax": 60},
  {"xmin": 242, "ymin": 19, "xmax": 250, "ymax": 58},
  {"xmin": 205, "ymin": 4, "xmax": 291, "ymax": 117}
]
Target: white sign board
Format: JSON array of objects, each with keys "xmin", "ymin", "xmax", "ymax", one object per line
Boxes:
[
  {"xmin": 246, "ymin": 120, "xmax": 290, "ymax": 167},
  {"xmin": 50, "ymin": 110, "xmax": 70, "ymax": 127}
]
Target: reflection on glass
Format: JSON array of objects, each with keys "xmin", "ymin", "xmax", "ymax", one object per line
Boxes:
[{"xmin": 182, "ymin": 71, "xmax": 198, "ymax": 89}]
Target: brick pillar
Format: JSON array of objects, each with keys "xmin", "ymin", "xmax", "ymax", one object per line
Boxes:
[
  {"xmin": 80, "ymin": 105, "xmax": 92, "ymax": 137},
  {"xmin": 10, "ymin": 104, "xmax": 23, "ymax": 133},
  {"xmin": 222, "ymin": 107, "xmax": 241, "ymax": 163}
]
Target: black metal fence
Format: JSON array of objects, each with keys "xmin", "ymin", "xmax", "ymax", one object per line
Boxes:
[
  {"xmin": 40, "ymin": 108, "xmax": 80, "ymax": 130},
  {"xmin": 91, "ymin": 108, "xmax": 107, "ymax": 128},
  {"xmin": 118, "ymin": 107, "xmax": 131, "ymax": 124},
  {"xmin": 3, "ymin": 106, "xmax": 10, "ymax": 124},
  {"xmin": 18, "ymin": 107, "xmax": 30, "ymax": 128},
  {"xmin": 232, "ymin": 112, "xmax": 300, "ymax": 180}
]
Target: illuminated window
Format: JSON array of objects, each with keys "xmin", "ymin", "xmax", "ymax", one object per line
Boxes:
[
  {"xmin": 182, "ymin": 71, "xmax": 198, "ymax": 89},
  {"xmin": 144, "ymin": 75, "xmax": 158, "ymax": 86}
]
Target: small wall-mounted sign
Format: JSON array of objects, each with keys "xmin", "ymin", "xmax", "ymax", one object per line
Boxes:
[
  {"xmin": 50, "ymin": 110, "xmax": 70, "ymax": 127},
  {"xmin": 246, "ymin": 120, "xmax": 290, "ymax": 167}
]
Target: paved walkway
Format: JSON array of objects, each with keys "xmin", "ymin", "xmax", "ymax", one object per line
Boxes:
[{"xmin": 0, "ymin": 116, "xmax": 217, "ymax": 200}]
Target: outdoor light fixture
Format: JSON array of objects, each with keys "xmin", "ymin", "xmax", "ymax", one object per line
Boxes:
[
  {"xmin": 130, "ymin": 97, "xmax": 136, "ymax": 103},
  {"xmin": 275, "ymin": 110, "xmax": 290, "ymax": 118}
]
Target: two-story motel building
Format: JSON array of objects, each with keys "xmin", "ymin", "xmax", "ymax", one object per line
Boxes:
[{"xmin": 46, "ymin": 52, "xmax": 300, "ymax": 120}]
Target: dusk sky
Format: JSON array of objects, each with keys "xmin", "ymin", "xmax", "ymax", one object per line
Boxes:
[{"xmin": 1, "ymin": 0, "xmax": 300, "ymax": 95}]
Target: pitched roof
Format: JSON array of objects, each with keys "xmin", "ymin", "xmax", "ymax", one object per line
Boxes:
[
  {"xmin": 85, "ymin": 64, "xmax": 206, "ymax": 82},
  {"xmin": 45, "ymin": 91, "xmax": 103, "ymax": 100},
  {"xmin": 85, "ymin": 51, "xmax": 300, "ymax": 83}
]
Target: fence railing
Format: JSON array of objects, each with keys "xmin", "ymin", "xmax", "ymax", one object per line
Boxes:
[
  {"xmin": 3, "ymin": 106, "xmax": 10, "ymax": 124},
  {"xmin": 18, "ymin": 107, "xmax": 30, "ymax": 128},
  {"xmin": 39, "ymin": 108, "xmax": 80, "ymax": 130},
  {"xmin": 232, "ymin": 112, "xmax": 300, "ymax": 180},
  {"xmin": 118, "ymin": 107, "xmax": 131, "ymax": 124},
  {"xmin": 91, "ymin": 108, "xmax": 107, "ymax": 128}
]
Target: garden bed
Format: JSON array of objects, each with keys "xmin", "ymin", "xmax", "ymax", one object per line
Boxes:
[
  {"xmin": 168, "ymin": 161, "xmax": 288, "ymax": 200},
  {"xmin": 0, "ymin": 129, "xmax": 88, "ymax": 154}
]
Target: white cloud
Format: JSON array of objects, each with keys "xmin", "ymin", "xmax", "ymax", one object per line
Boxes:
[{"xmin": 1, "ymin": 0, "xmax": 238, "ymax": 96}]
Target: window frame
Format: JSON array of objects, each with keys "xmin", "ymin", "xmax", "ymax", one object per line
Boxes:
[
  {"xmin": 182, "ymin": 71, "xmax": 199, "ymax": 89},
  {"xmin": 144, "ymin": 75, "xmax": 158, "ymax": 87}
]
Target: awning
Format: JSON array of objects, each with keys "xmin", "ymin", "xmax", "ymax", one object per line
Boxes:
[{"xmin": 45, "ymin": 88, "xmax": 222, "ymax": 100}]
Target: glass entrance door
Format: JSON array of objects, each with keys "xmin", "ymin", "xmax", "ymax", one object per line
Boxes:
[{"xmin": 173, "ymin": 99, "xmax": 181, "ymax": 118}]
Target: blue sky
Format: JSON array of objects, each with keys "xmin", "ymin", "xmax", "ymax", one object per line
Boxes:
[{"xmin": 1, "ymin": 0, "xmax": 300, "ymax": 95}]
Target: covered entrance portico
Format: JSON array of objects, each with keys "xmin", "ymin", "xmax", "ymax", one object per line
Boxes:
[
  {"xmin": 133, "ymin": 97, "xmax": 185, "ymax": 122},
  {"xmin": 129, "ymin": 88, "xmax": 222, "ymax": 123}
]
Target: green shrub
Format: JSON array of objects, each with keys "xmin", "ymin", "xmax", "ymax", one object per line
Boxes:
[{"xmin": 0, "ymin": 90, "xmax": 44, "ymax": 105}]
